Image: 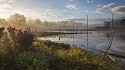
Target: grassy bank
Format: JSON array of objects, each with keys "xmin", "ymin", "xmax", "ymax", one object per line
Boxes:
[
  {"xmin": 0, "ymin": 39, "xmax": 122, "ymax": 70},
  {"xmin": 39, "ymin": 32, "xmax": 82, "ymax": 37},
  {"xmin": 0, "ymin": 27, "xmax": 123, "ymax": 70},
  {"xmin": 39, "ymin": 32, "xmax": 66, "ymax": 37},
  {"xmin": 30, "ymin": 40, "xmax": 122, "ymax": 70}
]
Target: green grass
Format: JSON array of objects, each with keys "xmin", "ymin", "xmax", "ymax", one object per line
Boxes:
[
  {"xmin": 16, "ymin": 40, "xmax": 122, "ymax": 70},
  {"xmin": 0, "ymin": 40, "xmax": 123, "ymax": 70}
]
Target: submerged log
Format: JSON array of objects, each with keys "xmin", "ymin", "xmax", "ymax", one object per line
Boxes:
[
  {"xmin": 99, "ymin": 50, "xmax": 125, "ymax": 59},
  {"xmin": 68, "ymin": 33, "xmax": 82, "ymax": 34}
]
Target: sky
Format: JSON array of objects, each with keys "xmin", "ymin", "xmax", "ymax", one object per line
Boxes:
[{"xmin": 0, "ymin": 0, "xmax": 125, "ymax": 21}]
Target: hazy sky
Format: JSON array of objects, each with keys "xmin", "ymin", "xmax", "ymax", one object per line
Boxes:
[{"xmin": 0, "ymin": 0, "xmax": 125, "ymax": 21}]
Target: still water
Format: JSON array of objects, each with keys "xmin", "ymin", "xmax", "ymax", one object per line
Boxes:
[{"xmin": 40, "ymin": 31, "xmax": 125, "ymax": 56}]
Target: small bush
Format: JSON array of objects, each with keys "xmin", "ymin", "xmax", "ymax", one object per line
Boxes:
[
  {"xmin": 16, "ymin": 51, "xmax": 58, "ymax": 70},
  {"xmin": 0, "ymin": 26, "xmax": 38, "ymax": 70},
  {"xmin": 7, "ymin": 26, "xmax": 38, "ymax": 50}
]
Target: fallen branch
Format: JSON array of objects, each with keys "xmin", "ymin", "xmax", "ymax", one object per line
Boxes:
[{"xmin": 99, "ymin": 50, "xmax": 125, "ymax": 59}]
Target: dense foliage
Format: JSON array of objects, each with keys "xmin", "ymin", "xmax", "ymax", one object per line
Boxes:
[{"xmin": 0, "ymin": 27, "xmax": 123, "ymax": 70}]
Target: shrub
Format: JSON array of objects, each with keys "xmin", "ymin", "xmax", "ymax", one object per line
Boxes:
[
  {"xmin": 0, "ymin": 26, "xmax": 38, "ymax": 70},
  {"xmin": 7, "ymin": 26, "xmax": 38, "ymax": 50},
  {"xmin": 0, "ymin": 53, "xmax": 17, "ymax": 70},
  {"xmin": 0, "ymin": 27, "xmax": 5, "ymax": 38},
  {"xmin": 0, "ymin": 27, "xmax": 16, "ymax": 55},
  {"xmin": 16, "ymin": 51, "xmax": 57, "ymax": 70}
]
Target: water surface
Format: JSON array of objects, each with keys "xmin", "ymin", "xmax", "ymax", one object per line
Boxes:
[{"xmin": 40, "ymin": 31, "xmax": 125, "ymax": 56}]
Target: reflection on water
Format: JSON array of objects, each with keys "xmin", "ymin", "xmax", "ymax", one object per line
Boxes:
[{"xmin": 40, "ymin": 31, "xmax": 125, "ymax": 56}]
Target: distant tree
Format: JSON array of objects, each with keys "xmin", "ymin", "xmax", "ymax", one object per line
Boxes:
[
  {"xmin": 44, "ymin": 20, "xmax": 48, "ymax": 25},
  {"xmin": 26, "ymin": 19, "xmax": 35, "ymax": 28},
  {"xmin": 26, "ymin": 19, "xmax": 43, "ymax": 30},
  {"xmin": 0, "ymin": 18, "xmax": 8, "ymax": 27},
  {"xmin": 33, "ymin": 19, "xmax": 43, "ymax": 29},
  {"xmin": 27, "ymin": 19, "xmax": 34, "ymax": 24},
  {"xmin": 34, "ymin": 19, "xmax": 42, "ymax": 24},
  {"xmin": 43, "ymin": 20, "xmax": 49, "ymax": 29},
  {"xmin": 8, "ymin": 13, "xmax": 26, "ymax": 26}
]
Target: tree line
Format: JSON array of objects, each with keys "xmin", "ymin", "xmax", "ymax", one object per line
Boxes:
[{"xmin": 1, "ymin": 13, "xmax": 89, "ymax": 31}]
